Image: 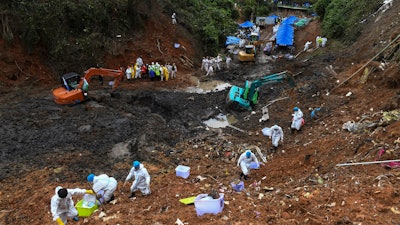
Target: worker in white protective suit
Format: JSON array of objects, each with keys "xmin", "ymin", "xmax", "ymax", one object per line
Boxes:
[
  {"xmin": 126, "ymin": 160, "xmax": 151, "ymax": 198},
  {"xmin": 50, "ymin": 186, "xmax": 94, "ymax": 225},
  {"xmin": 136, "ymin": 56, "xmax": 143, "ymax": 67},
  {"xmin": 303, "ymin": 41, "xmax": 312, "ymax": 51},
  {"xmin": 270, "ymin": 124, "xmax": 284, "ymax": 152},
  {"xmin": 225, "ymin": 55, "xmax": 232, "ymax": 69},
  {"xmin": 172, "ymin": 12, "xmax": 177, "ymax": 25},
  {"xmin": 87, "ymin": 173, "xmax": 117, "ymax": 204},
  {"xmin": 291, "ymin": 106, "xmax": 304, "ymax": 132},
  {"xmin": 134, "ymin": 63, "xmax": 141, "ymax": 79},
  {"xmin": 125, "ymin": 65, "xmax": 132, "ymax": 80},
  {"xmin": 216, "ymin": 54, "xmax": 222, "ymax": 71},
  {"xmin": 316, "ymin": 36, "xmax": 323, "ymax": 47},
  {"xmin": 206, "ymin": 64, "xmax": 214, "ymax": 76},
  {"xmin": 237, "ymin": 150, "xmax": 259, "ymax": 180},
  {"xmin": 321, "ymin": 37, "xmax": 327, "ymax": 47}
]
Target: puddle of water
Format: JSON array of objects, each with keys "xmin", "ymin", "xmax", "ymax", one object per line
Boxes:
[
  {"xmin": 185, "ymin": 79, "xmax": 231, "ymax": 94},
  {"xmin": 203, "ymin": 113, "xmax": 230, "ymax": 128}
]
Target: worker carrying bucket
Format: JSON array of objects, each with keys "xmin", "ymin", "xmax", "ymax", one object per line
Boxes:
[{"xmin": 50, "ymin": 186, "xmax": 94, "ymax": 225}]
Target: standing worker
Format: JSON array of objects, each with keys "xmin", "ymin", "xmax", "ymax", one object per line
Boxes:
[
  {"xmin": 162, "ymin": 64, "xmax": 169, "ymax": 81},
  {"xmin": 303, "ymin": 41, "xmax": 312, "ymax": 51},
  {"xmin": 270, "ymin": 124, "xmax": 284, "ymax": 152},
  {"xmin": 134, "ymin": 63, "xmax": 141, "ymax": 79},
  {"xmin": 237, "ymin": 150, "xmax": 259, "ymax": 180},
  {"xmin": 171, "ymin": 12, "xmax": 177, "ymax": 25},
  {"xmin": 225, "ymin": 55, "xmax": 232, "ymax": 69},
  {"xmin": 87, "ymin": 173, "xmax": 117, "ymax": 204},
  {"xmin": 216, "ymin": 54, "xmax": 222, "ymax": 71},
  {"xmin": 50, "ymin": 186, "xmax": 94, "ymax": 225},
  {"xmin": 154, "ymin": 62, "xmax": 161, "ymax": 80},
  {"xmin": 171, "ymin": 63, "xmax": 177, "ymax": 79},
  {"xmin": 125, "ymin": 160, "xmax": 151, "ymax": 198},
  {"xmin": 125, "ymin": 65, "xmax": 132, "ymax": 80},
  {"xmin": 291, "ymin": 106, "xmax": 304, "ymax": 133},
  {"xmin": 206, "ymin": 64, "xmax": 214, "ymax": 76},
  {"xmin": 136, "ymin": 56, "xmax": 143, "ymax": 67}
]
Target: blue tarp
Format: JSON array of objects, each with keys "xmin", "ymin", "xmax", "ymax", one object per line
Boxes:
[
  {"xmin": 282, "ymin": 15, "xmax": 297, "ymax": 25},
  {"xmin": 225, "ymin": 36, "xmax": 240, "ymax": 46},
  {"xmin": 268, "ymin": 14, "xmax": 279, "ymax": 19},
  {"xmin": 276, "ymin": 16, "xmax": 297, "ymax": 46},
  {"xmin": 276, "ymin": 23, "xmax": 294, "ymax": 46},
  {"xmin": 239, "ymin": 21, "xmax": 254, "ymax": 28}
]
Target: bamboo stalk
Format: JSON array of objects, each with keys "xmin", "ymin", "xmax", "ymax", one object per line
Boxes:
[
  {"xmin": 332, "ymin": 33, "xmax": 400, "ymax": 91},
  {"xmin": 336, "ymin": 159, "xmax": 400, "ymax": 167}
]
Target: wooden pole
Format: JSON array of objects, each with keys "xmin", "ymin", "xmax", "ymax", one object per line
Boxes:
[
  {"xmin": 336, "ymin": 159, "xmax": 400, "ymax": 167},
  {"xmin": 331, "ymin": 33, "xmax": 400, "ymax": 91}
]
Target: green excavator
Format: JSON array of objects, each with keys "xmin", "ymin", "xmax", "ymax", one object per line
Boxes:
[{"xmin": 226, "ymin": 71, "xmax": 296, "ymax": 111}]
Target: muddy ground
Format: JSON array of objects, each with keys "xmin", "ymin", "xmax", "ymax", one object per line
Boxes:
[{"xmin": 1, "ymin": 2, "xmax": 400, "ymax": 225}]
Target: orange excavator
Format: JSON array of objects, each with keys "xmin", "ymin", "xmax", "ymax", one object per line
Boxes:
[{"xmin": 52, "ymin": 67, "xmax": 124, "ymax": 105}]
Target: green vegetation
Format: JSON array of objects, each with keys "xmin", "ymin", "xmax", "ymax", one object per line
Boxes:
[
  {"xmin": 237, "ymin": 0, "xmax": 270, "ymax": 21},
  {"xmin": 315, "ymin": 0, "xmax": 381, "ymax": 43},
  {"xmin": 1, "ymin": 0, "xmax": 241, "ymax": 72},
  {"xmin": 3, "ymin": 0, "xmax": 144, "ymax": 72},
  {"xmin": 164, "ymin": 0, "xmax": 239, "ymax": 56},
  {"xmin": 0, "ymin": 0, "xmax": 383, "ymax": 73}
]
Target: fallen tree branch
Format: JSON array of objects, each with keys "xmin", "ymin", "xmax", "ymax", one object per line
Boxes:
[
  {"xmin": 156, "ymin": 38, "xmax": 163, "ymax": 55},
  {"xmin": 227, "ymin": 124, "xmax": 245, "ymax": 133},
  {"xmin": 266, "ymin": 96, "xmax": 289, "ymax": 107},
  {"xmin": 15, "ymin": 60, "xmax": 32, "ymax": 77},
  {"xmin": 247, "ymin": 145, "xmax": 267, "ymax": 163},
  {"xmin": 206, "ymin": 174, "xmax": 219, "ymax": 183},
  {"xmin": 181, "ymin": 55, "xmax": 194, "ymax": 67}
]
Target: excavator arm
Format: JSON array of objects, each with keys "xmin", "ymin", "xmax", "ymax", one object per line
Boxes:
[
  {"xmin": 227, "ymin": 71, "xmax": 295, "ymax": 111},
  {"xmin": 245, "ymin": 71, "xmax": 295, "ymax": 104},
  {"xmin": 52, "ymin": 67, "xmax": 124, "ymax": 105},
  {"xmin": 77, "ymin": 67, "xmax": 123, "ymax": 92}
]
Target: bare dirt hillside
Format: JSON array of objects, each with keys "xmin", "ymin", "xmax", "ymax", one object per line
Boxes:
[{"xmin": 1, "ymin": 2, "xmax": 400, "ymax": 225}]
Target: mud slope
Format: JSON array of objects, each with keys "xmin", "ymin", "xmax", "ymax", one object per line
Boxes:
[{"xmin": 1, "ymin": 2, "xmax": 400, "ymax": 225}]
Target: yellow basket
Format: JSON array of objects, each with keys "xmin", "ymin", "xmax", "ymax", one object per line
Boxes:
[{"xmin": 75, "ymin": 199, "xmax": 98, "ymax": 217}]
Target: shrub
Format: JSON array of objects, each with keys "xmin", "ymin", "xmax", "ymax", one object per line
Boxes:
[{"xmin": 318, "ymin": 0, "xmax": 381, "ymax": 43}]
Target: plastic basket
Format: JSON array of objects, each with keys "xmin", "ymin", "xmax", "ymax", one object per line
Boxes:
[
  {"xmin": 75, "ymin": 194, "xmax": 98, "ymax": 217},
  {"xmin": 175, "ymin": 165, "xmax": 190, "ymax": 179},
  {"xmin": 194, "ymin": 193, "xmax": 224, "ymax": 216}
]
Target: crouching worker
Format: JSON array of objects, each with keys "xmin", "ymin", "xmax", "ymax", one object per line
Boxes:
[
  {"xmin": 237, "ymin": 150, "xmax": 259, "ymax": 180},
  {"xmin": 126, "ymin": 160, "xmax": 151, "ymax": 198},
  {"xmin": 50, "ymin": 186, "xmax": 94, "ymax": 225},
  {"xmin": 87, "ymin": 173, "xmax": 117, "ymax": 204}
]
